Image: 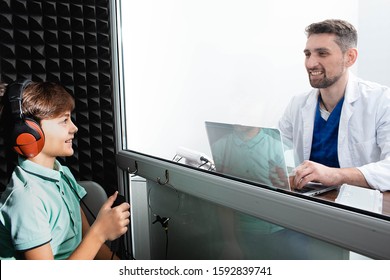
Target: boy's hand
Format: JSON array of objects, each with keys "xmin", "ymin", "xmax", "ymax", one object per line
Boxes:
[{"xmin": 93, "ymin": 192, "xmax": 131, "ymax": 242}]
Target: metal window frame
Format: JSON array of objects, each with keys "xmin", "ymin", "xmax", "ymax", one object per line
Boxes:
[{"xmin": 110, "ymin": 0, "xmax": 390, "ymax": 260}]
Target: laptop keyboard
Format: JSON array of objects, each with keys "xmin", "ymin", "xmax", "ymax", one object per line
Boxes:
[{"xmin": 295, "ymin": 185, "xmax": 316, "ymax": 193}]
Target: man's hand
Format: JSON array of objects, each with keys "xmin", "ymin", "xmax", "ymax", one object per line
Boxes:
[
  {"xmin": 292, "ymin": 160, "xmax": 339, "ymax": 189},
  {"xmin": 292, "ymin": 160, "xmax": 369, "ymax": 189}
]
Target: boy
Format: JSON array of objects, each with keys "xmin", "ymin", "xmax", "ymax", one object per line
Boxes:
[{"xmin": 0, "ymin": 80, "xmax": 130, "ymax": 259}]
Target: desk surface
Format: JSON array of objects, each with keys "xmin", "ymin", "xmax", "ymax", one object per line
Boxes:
[{"xmin": 317, "ymin": 188, "xmax": 390, "ymax": 217}]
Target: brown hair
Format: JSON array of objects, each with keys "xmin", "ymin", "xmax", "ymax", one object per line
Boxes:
[
  {"xmin": 305, "ymin": 19, "xmax": 358, "ymax": 53},
  {"xmin": 0, "ymin": 81, "xmax": 74, "ymax": 149},
  {"xmin": 21, "ymin": 81, "xmax": 75, "ymax": 122}
]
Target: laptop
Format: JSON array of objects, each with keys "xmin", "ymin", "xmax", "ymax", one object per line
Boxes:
[{"xmin": 205, "ymin": 121, "xmax": 337, "ymax": 197}]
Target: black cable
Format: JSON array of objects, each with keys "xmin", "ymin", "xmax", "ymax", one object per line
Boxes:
[
  {"xmin": 164, "ymin": 227, "xmax": 169, "ymax": 259},
  {"xmin": 152, "ymin": 215, "xmax": 170, "ymax": 259},
  {"xmin": 64, "ymin": 176, "xmax": 129, "ymax": 259},
  {"xmin": 198, "ymin": 156, "xmax": 216, "ymax": 171},
  {"xmin": 64, "ymin": 176, "xmax": 97, "ymax": 221}
]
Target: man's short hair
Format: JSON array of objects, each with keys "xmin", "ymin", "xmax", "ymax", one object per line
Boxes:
[{"xmin": 305, "ymin": 19, "xmax": 358, "ymax": 52}]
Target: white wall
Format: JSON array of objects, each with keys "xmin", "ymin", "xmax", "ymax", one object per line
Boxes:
[
  {"xmin": 120, "ymin": 0, "xmax": 388, "ymax": 160},
  {"xmin": 358, "ymin": 0, "xmax": 390, "ymax": 86}
]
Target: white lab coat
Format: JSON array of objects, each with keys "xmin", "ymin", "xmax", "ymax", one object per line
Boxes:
[{"xmin": 279, "ymin": 73, "xmax": 390, "ymax": 192}]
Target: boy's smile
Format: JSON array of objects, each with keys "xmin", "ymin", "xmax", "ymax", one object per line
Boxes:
[{"xmin": 32, "ymin": 111, "xmax": 78, "ymax": 168}]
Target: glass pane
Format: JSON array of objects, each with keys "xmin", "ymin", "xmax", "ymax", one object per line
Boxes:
[
  {"xmin": 120, "ymin": 0, "xmax": 359, "ymax": 161},
  {"xmin": 204, "ymin": 122, "xmax": 291, "ymax": 190},
  {"xmin": 119, "ymin": 0, "xmax": 390, "ymax": 218},
  {"xmin": 148, "ymin": 183, "xmax": 355, "ymax": 260}
]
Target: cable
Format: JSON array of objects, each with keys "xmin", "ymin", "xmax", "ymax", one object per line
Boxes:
[
  {"xmin": 110, "ymin": 193, "xmax": 127, "ymax": 259},
  {"xmin": 152, "ymin": 215, "xmax": 170, "ymax": 259},
  {"xmin": 165, "ymin": 227, "xmax": 169, "ymax": 259},
  {"xmin": 63, "ymin": 176, "xmax": 97, "ymax": 220},
  {"xmin": 148, "ymin": 185, "xmax": 179, "ymax": 260},
  {"xmin": 64, "ymin": 176, "xmax": 130, "ymax": 259}
]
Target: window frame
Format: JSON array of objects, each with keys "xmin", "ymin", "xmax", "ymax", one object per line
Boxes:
[{"xmin": 110, "ymin": 0, "xmax": 390, "ymax": 259}]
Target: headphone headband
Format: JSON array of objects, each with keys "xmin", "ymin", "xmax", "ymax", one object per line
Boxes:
[{"xmin": 7, "ymin": 79, "xmax": 32, "ymax": 121}]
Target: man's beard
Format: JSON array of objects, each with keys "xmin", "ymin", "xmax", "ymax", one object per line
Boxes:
[
  {"xmin": 309, "ymin": 72, "xmax": 343, "ymax": 88},
  {"xmin": 308, "ymin": 67, "xmax": 343, "ymax": 88}
]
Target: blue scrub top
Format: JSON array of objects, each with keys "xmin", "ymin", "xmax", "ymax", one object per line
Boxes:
[{"xmin": 310, "ymin": 96, "xmax": 344, "ymax": 168}]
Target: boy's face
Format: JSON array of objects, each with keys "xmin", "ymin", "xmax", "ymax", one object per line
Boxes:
[{"xmin": 40, "ymin": 111, "xmax": 78, "ymax": 158}]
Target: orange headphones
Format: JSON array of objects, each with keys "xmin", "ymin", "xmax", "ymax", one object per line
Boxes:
[{"xmin": 7, "ymin": 79, "xmax": 45, "ymax": 158}]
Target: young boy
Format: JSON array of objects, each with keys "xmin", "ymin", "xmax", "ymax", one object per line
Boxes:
[{"xmin": 0, "ymin": 80, "xmax": 130, "ymax": 259}]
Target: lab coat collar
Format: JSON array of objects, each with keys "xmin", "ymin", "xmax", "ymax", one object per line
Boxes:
[
  {"xmin": 303, "ymin": 71, "xmax": 359, "ymax": 111},
  {"xmin": 344, "ymin": 72, "xmax": 360, "ymax": 104},
  {"xmin": 301, "ymin": 71, "xmax": 358, "ymax": 162}
]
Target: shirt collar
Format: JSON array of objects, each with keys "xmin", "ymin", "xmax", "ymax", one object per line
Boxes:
[
  {"xmin": 18, "ymin": 156, "xmax": 63, "ymax": 182},
  {"xmin": 232, "ymin": 128, "xmax": 265, "ymax": 148}
]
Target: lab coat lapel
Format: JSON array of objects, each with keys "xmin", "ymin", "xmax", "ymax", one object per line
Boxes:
[
  {"xmin": 302, "ymin": 90, "xmax": 318, "ymax": 160},
  {"xmin": 338, "ymin": 74, "xmax": 359, "ymax": 167}
]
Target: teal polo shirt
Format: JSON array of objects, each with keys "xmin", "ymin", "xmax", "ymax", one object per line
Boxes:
[
  {"xmin": 0, "ymin": 157, "xmax": 86, "ymax": 260},
  {"xmin": 212, "ymin": 128, "xmax": 287, "ymax": 187},
  {"xmin": 212, "ymin": 128, "xmax": 285, "ymax": 234}
]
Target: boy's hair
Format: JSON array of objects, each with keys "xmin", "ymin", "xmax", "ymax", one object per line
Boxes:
[
  {"xmin": 21, "ymin": 81, "xmax": 75, "ymax": 122},
  {"xmin": 0, "ymin": 81, "xmax": 75, "ymax": 147},
  {"xmin": 305, "ymin": 19, "xmax": 358, "ymax": 53}
]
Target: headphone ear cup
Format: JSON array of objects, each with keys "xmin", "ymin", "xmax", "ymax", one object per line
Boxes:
[{"xmin": 13, "ymin": 119, "xmax": 45, "ymax": 158}]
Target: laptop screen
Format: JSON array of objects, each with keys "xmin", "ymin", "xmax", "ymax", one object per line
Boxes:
[{"xmin": 205, "ymin": 121, "xmax": 292, "ymax": 190}]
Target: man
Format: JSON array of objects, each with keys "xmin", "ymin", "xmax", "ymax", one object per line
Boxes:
[{"xmin": 279, "ymin": 19, "xmax": 390, "ymax": 192}]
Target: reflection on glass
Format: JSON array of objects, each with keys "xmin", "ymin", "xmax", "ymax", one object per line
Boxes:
[
  {"xmin": 148, "ymin": 183, "xmax": 350, "ymax": 260},
  {"xmin": 119, "ymin": 1, "xmax": 390, "ymax": 218},
  {"xmin": 206, "ymin": 121, "xmax": 290, "ymax": 190},
  {"xmin": 205, "ymin": 121, "xmax": 343, "ymax": 198}
]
